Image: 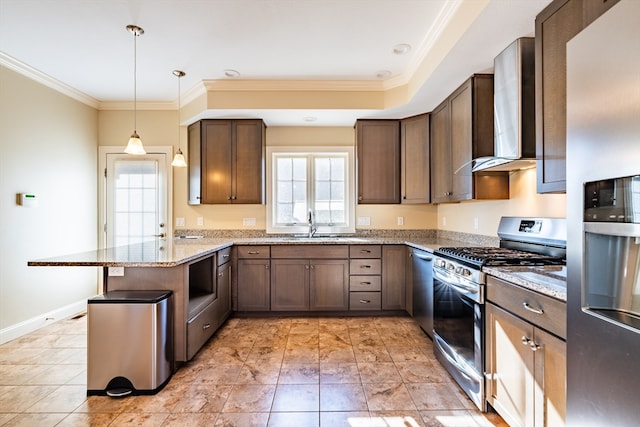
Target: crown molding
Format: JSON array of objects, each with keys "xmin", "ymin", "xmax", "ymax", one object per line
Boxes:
[
  {"xmin": 0, "ymin": 51, "xmax": 100, "ymax": 109},
  {"xmin": 201, "ymin": 79, "xmax": 390, "ymax": 92}
]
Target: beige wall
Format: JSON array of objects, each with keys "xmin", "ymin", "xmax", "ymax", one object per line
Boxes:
[
  {"xmin": 437, "ymin": 167, "xmax": 567, "ymax": 236},
  {"xmin": 0, "ymin": 66, "xmax": 98, "ymax": 331}
]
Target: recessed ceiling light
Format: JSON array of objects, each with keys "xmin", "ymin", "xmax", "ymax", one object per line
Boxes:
[
  {"xmin": 303, "ymin": 116, "xmax": 317, "ymax": 122},
  {"xmin": 224, "ymin": 69, "xmax": 240, "ymax": 78},
  {"xmin": 376, "ymin": 70, "xmax": 392, "ymax": 79},
  {"xmin": 393, "ymin": 43, "xmax": 411, "ymax": 55}
]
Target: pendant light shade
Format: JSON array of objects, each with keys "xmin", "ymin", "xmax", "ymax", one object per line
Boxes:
[
  {"xmin": 171, "ymin": 69, "xmax": 187, "ymax": 167},
  {"xmin": 124, "ymin": 24, "xmax": 146, "ymax": 155}
]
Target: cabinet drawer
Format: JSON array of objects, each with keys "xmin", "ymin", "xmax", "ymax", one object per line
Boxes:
[
  {"xmin": 186, "ymin": 299, "xmax": 217, "ymax": 360},
  {"xmin": 350, "ymin": 292, "xmax": 382, "ymax": 310},
  {"xmin": 237, "ymin": 245, "xmax": 270, "ymax": 258},
  {"xmin": 487, "ymin": 276, "xmax": 566, "ymax": 339},
  {"xmin": 349, "ymin": 275, "xmax": 381, "ymax": 292},
  {"xmin": 217, "ymin": 247, "xmax": 231, "ymax": 266},
  {"xmin": 349, "ymin": 245, "xmax": 381, "ymax": 258},
  {"xmin": 350, "ymin": 259, "xmax": 381, "ymax": 275},
  {"xmin": 271, "ymin": 245, "xmax": 348, "ymax": 259}
]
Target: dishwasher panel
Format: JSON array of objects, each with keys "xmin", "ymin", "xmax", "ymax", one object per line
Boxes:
[{"xmin": 412, "ymin": 248, "xmax": 434, "ymax": 338}]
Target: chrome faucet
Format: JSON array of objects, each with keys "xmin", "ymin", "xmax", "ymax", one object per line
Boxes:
[{"xmin": 308, "ymin": 209, "xmax": 317, "ymax": 238}]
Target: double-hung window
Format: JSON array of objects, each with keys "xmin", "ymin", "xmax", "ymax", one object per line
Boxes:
[{"xmin": 267, "ymin": 146, "xmax": 355, "ymax": 235}]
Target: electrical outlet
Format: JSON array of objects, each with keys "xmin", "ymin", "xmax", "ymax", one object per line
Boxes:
[
  {"xmin": 108, "ymin": 267, "xmax": 124, "ymax": 277},
  {"xmin": 243, "ymin": 217, "xmax": 256, "ymax": 227},
  {"xmin": 175, "ymin": 217, "xmax": 185, "ymax": 227},
  {"xmin": 397, "ymin": 216, "xmax": 404, "ymax": 226},
  {"xmin": 442, "ymin": 216, "xmax": 447, "ymax": 226},
  {"xmin": 357, "ymin": 216, "xmax": 371, "ymax": 226},
  {"xmin": 197, "ymin": 217, "xmax": 204, "ymax": 226},
  {"xmin": 473, "ymin": 217, "xmax": 479, "ymax": 230}
]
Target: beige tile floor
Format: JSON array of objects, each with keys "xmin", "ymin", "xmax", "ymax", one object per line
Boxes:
[{"xmin": 0, "ymin": 315, "xmax": 508, "ymax": 427}]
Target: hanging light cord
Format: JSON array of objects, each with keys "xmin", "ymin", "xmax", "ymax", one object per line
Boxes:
[{"xmin": 133, "ymin": 29, "xmax": 138, "ymax": 133}]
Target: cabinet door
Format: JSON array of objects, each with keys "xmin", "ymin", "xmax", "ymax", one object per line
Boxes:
[
  {"xmin": 356, "ymin": 120, "xmax": 401, "ymax": 204},
  {"xmin": 237, "ymin": 259, "xmax": 270, "ymax": 311},
  {"xmin": 534, "ymin": 328, "xmax": 566, "ymax": 427},
  {"xmin": 381, "ymin": 245, "xmax": 406, "ymax": 310},
  {"xmin": 486, "ymin": 303, "xmax": 535, "ymax": 427},
  {"xmin": 216, "ymin": 261, "xmax": 232, "ymax": 325},
  {"xmin": 310, "ymin": 259, "xmax": 349, "ymax": 311},
  {"xmin": 401, "ymin": 114, "xmax": 430, "ymax": 204},
  {"xmin": 430, "ymin": 99, "xmax": 451, "ymax": 203},
  {"xmin": 535, "ymin": 0, "xmax": 583, "ymax": 193},
  {"xmin": 187, "ymin": 122, "xmax": 202, "ymax": 205},
  {"xmin": 233, "ymin": 120, "xmax": 265, "ymax": 203},
  {"xmin": 201, "ymin": 120, "xmax": 233, "ymax": 203},
  {"xmin": 271, "ymin": 259, "xmax": 310, "ymax": 311},
  {"xmin": 449, "ymin": 79, "xmax": 473, "ymax": 201}
]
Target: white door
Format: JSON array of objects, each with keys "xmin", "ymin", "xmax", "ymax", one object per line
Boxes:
[{"xmin": 99, "ymin": 148, "xmax": 172, "ymax": 249}]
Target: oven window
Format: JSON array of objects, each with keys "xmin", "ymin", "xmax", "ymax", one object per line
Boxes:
[{"xmin": 433, "ymin": 277, "xmax": 478, "ymax": 365}]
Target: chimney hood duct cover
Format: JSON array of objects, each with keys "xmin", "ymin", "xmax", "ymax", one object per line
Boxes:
[{"xmin": 473, "ymin": 38, "xmax": 536, "ymax": 172}]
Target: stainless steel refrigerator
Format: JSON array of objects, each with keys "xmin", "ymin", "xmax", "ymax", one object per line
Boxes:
[{"xmin": 566, "ymin": 1, "xmax": 640, "ymax": 425}]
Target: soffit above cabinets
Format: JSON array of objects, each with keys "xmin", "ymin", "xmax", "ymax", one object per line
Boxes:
[{"xmin": 0, "ymin": 0, "xmax": 551, "ymax": 126}]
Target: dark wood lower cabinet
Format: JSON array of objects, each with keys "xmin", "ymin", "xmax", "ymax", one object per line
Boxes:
[{"xmin": 271, "ymin": 259, "xmax": 349, "ymax": 311}]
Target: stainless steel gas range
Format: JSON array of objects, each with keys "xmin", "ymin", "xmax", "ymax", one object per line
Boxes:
[{"xmin": 432, "ymin": 217, "xmax": 566, "ymax": 410}]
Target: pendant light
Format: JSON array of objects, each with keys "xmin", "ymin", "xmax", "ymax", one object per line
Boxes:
[
  {"xmin": 124, "ymin": 24, "xmax": 146, "ymax": 155},
  {"xmin": 171, "ymin": 70, "xmax": 187, "ymax": 167}
]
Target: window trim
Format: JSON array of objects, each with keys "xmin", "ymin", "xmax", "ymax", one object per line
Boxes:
[{"xmin": 266, "ymin": 146, "xmax": 355, "ymax": 235}]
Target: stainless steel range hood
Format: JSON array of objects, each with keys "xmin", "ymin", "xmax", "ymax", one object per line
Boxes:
[{"xmin": 473, "ymin": 38, "xmax": 536, "ymax": 172}]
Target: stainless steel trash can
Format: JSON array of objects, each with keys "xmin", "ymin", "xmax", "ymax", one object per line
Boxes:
[{"xmin": 87, "ymin": 290, "xmax": 173, "ymax": 397}]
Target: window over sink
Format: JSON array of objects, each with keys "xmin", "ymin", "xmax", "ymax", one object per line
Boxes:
[{"xmin": 266, "ymin": 146, "xmax": 355, "ymax": 235}]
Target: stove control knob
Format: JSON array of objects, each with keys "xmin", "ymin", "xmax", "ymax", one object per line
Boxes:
[
  {"xmin": 455, "ymin": 267, "xmax": 463, "ymax": 274},
  {"xmin": 461, "ymin": 268, "xmax": 471, "ymax": 277},
  {"xmin": 446, "ymin": 263, "xmax": 455, "ymax": 271}
]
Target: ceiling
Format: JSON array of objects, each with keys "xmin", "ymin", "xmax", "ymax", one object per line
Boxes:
[{"xmin": 0, "ymin": 0, "xmax": 551, "ymax": 126}]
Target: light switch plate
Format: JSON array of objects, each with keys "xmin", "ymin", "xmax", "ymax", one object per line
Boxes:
[
  {"xmin": 397, "ymin": 216, "xmax": 404, "ymax": 226},
  {"xmin": 243, "ymin": 217, "xmax": 257, "ymax": 227},
  {"xmin": 197, "ymin": 217, "xmax": 204, "ymax": 226}
]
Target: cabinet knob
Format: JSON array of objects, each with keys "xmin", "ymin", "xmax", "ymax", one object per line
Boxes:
[
  {"xmin": 521, "ymin": 336, "xmax": 531, "ymax": 346},
  {"xmin": 358, "ymin": 196, "xmax": 363, "ymax": 201},
  {"xmin": 227, "ymin": 196, "xmax": 232, "ymax": 200},
  {"xmin": 530, "ymin": 342, "xmax": 541, "ymax": 352},
  {"xmin": 265, "ymin": 264, "xmax": 269, "ymax": 269},
  {"xmin": 203, "ymin": 323, "xmax": 211, "ymax": 330}
]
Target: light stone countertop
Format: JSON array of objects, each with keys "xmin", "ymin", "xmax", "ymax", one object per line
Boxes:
[
  {"xmin": 483, "ymin": 265, "xmax": 567, "ymax": 302},
  {"xmin": 27, "ymin": 234, "xmax": 479, "ymax": 268},
  {"xmin": 29, "ymin": 233, "xmax": 564, "ymax": 302}
]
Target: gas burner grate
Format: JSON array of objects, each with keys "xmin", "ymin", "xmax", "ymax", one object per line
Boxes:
[{"xmin": 434, "ymin": 246, "xmax": 565, "ymax": 267}]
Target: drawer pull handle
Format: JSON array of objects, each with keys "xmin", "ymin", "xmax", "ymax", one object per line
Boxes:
[
  {"xmin": 359, "ymin": 299, "xmax": 371, "ymax": 304},
  {"xmin": 247, "ymin": 251, "xmax": 260, "ymax": 255},
  {"xmin": 522, "ymin": 302, "xmax": 544, "ymax": 315},
  {"xmin": 222, "ymin": 254, "xmax": 230, "ymax": 258},
  {"xmin": 361, "ymin": 281, "xmax": 372, "ymax": 285},
  {"xmin": 203, "ymin": 323, "xmax": 211, "ymax": 330},
  {"xmin": 360, "ymin": 265, "xmax": 371, "ymax": 269},
  {"xmin": 360, "ymin": 249, "xmax": 371, "ymax": 253}
]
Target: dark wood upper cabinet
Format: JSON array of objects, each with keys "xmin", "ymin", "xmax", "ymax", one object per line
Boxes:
[
  {"xmin": 188, "ymin": 119, "xmax": 265, "ymax": 204},
  {"xmin": 401, "ymin": 114, "xmax": 430, "ymax": 204},
  {"xmin": 535, "ymin": 0, "xmax": 619, "ymax": 194},
  {"xmin": 356, "ymin": 120, "xmax": 401, "ymax": 204},
  {"xmin": 430, "ymin": 75, "xmax": 509, "ymax": 203}
]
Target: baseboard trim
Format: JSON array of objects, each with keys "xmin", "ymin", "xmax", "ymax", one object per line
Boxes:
[{"xmin": 0, "ymin": 299, "xmax": 91, "ymax": 345}]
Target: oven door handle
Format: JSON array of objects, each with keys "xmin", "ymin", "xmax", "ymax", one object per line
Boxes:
[
  {"xmin": 433, "ymin": 268, "xmax": 478, "ymax": 295},
  {"xmin": 434, "ymin": 334, "xmax": 482, "ymax": 382}
]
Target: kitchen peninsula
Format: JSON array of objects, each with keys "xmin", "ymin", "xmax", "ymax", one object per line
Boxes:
[{"xmin": 29, "ymin": 234, "xmax": 470, "ymax": 363}]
